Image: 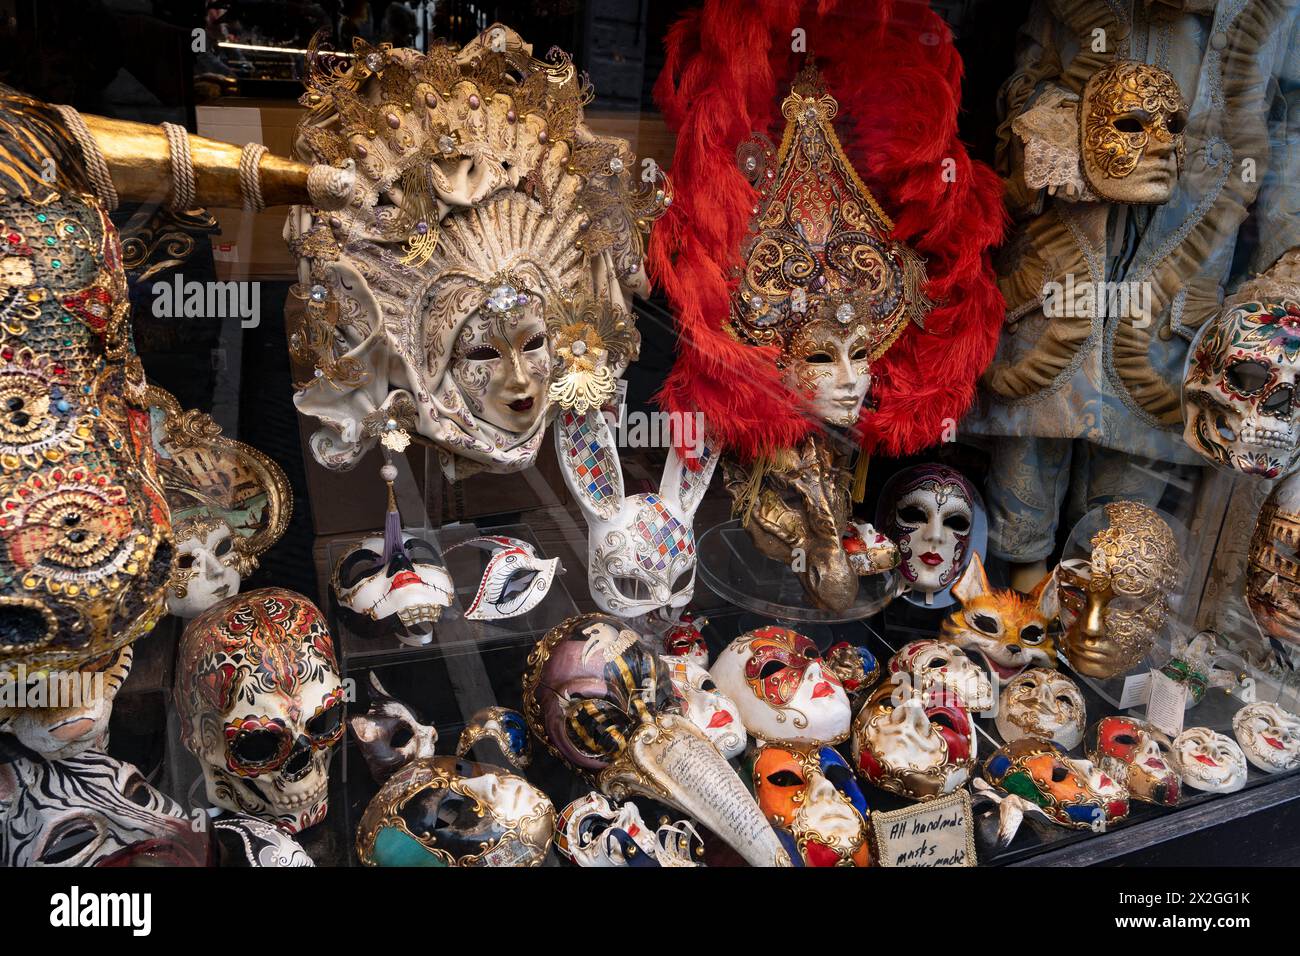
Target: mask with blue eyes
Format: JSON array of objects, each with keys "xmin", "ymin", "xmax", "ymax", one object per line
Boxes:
[
  {"xmin": 443, "ymin": 535, "xmax": 562, "ymax": 621},
  {"xmin": 456, "ymin": 705, "xmax": 532, "ymax": 772},
  {"xmin": 332, "ymin": 533, "xmax": 454, "ymax": 646}
]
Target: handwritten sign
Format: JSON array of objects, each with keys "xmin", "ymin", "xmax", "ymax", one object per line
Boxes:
[{"xmin": 871, "ymin": 791, "xmax": 977, "ymax": 867}]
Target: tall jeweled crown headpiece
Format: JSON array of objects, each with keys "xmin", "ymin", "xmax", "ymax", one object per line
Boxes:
[{"xmin": 730, "ymin": 67, "xmax": 932, "ymax": 363}]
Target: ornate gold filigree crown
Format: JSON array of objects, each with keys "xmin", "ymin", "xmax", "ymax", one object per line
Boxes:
[{"xmin": 729, "ymin": 67, "xmax": 932, "ymax": 362}]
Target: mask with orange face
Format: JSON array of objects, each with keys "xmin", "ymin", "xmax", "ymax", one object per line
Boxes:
[
  {"xmin": 751, "ymin": 744, "xmax": 870, "ymax": 867},
  {"xmin": 942, "ymin": 552, "xmax": 1057, "ymax": 682},
  {"xmin": 983, "ymin": 737, "xmax": 1130, "ymax": 831}
]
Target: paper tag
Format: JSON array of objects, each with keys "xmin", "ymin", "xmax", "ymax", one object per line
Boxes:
[
  {"xmin": 870, "ymin": 790, "xmax": 977, "ymax": 868},
  {"xmin": 1118, "ymin": 671, "xmax": 1151, "ymax": 710},
  {"xmin": 602, "ymin": 379, "xmax": 628, "ymax": 432},
  {"xmin": 1145, "ymin": 668, "xmax": 1188, "ymax": 736}
]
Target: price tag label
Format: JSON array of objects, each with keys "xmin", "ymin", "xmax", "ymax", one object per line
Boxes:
[
  {"xmin": 1145, "ymin": 668, "xmax": 1188, "ymax": 736},
  {"xmin": 1118, "ymin": 671, "xmax": 1151, "ymax": 710}
]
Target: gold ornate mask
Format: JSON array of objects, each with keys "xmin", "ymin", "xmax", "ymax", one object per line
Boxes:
[
  {"xmin": 1079, "ymin": 61, "xmax": 1187, "ymax": 204},
  {"xmin": 1247, "ymin": 472, "xmax": 1300, "ymax": 647},
  {"xmin": 1058, "ymin": 502, "xmax": 1180, "ymax": 678}
]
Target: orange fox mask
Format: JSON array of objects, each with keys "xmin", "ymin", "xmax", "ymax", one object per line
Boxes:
[{"xmin": 941, "ymin": 553, "xmax": 1058, "ymax": 681}]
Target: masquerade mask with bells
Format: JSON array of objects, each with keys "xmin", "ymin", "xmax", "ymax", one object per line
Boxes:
[
  {"xmin": 523, "ymin": 613, "xmax": 791, "ymax": 866},
  {"xmin": 287, "ymin": 27, "xmax": 667, "ymax": 479}
]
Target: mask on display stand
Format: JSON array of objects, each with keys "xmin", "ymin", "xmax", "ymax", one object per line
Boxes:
[
  {"xmin": 456, "ymin": 705, "xmax": 532, "ymax": 772},
  {"xmin": 357, "ymin": 755, "xmax": 556, "ymax": 867},
  {"xmin": 556, "ymin": 407, "xmax": 718, "ymax": 617},
  {"xmin": 1232, "ymin": 701, "xmax": 1300, "ymax": 773},
  {"xmin": 842, "ymin": 522, "xmax": 901, "ymax": 575},
  {"xmin": 823, "ymin": 642, "xmax": 881, "ymax": 703},
  {"xmin": 555, "ymin": 792, "xmax": 704, "ymax": 867},
  {"xmin": 980, "ymin": 737, "xmax": 1130, "ymax": 835},
  {"xmin": 942, "ymin": 552, "xmax": 1057, "ymax": 682},
  {"xmin": 286, "ymin": 27, "xmax": 665, "ymax": 481},
  {"xmin": 1246, "ymin": 471, "xmax": 1300, "ymax": 650},
  {"xmin": 523, "ymin": 613, "xmax": 791, "ymax": 866},
  {"xmin": 878, "ymin": 464, "xmax": 988, "ymax": 609},
  {"xmin": 145, "ymin": 384, "xmax": 290, "ymax": 619},
  {"xmin": 888, "ymin": 638, "xmax": 994, "ymax": 712},
  {"xmin": 441, "ymin": 535, "xmax": 562, "ymax": 621},
  {"xmin": 709, "ymin": 626, "xmax": 852, "ymax": 748},
  {"xmin": 751, "ymin": 743, "xmax": 871, "ymax": 867},
  {"xmin": 660, "ymin": 655, "xmax": 746, "ymax": 760},
  {"xmin": 175, "ymin": 588, "xmax": 345, "ymax": 833},
  {"xmin": 1165, "ymin": 727, "xmax": 1248, "ymax": 794},
  {"xmin": 1056, "ymin": 502, "xmax": 1180, "ymax": 679},
  {"xmin": 0, "ymin": 643, "xmax": 131, "ymax": 760},
  {"xmin": 994, "ymin": 667, "xmax": 1087, "ymax": 751},
  {"xmin": 662, "ymin": 611, "xmax": 710, "ymax": 667},
  {"xmin": 348, "ymin": 671, "xmax": 439, "ymax": 784},
  {"xmin": 1087, "ymin": 716, "xmax": 1181, "ymax": 807},
  {"xmin": 851, "ymin": 684, "xmax": 977, "ymax": 801}
]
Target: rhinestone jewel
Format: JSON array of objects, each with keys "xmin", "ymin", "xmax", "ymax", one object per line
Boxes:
[
  {"xmin": 365, "ymin": 53, "xmax": 383, "ymax": 72},
  {"xmin": 836, "ymin": 303, "xmax": 855, "ymax": 323},
  {"xmin": 438, "ymin": 134, "xmax": 456, "ymax": 153},
  {"xmin": 309, "ymin": 284, "xmax": 328, "ymax": 302},
  {"xmin": 486, "ymin": 284, "xmax": 520, "ymax": 313},
  {"xmin": 570, "ymin": 339, "xmax": 587, "ymax": 357},
  {"xmin": 608, "ymin": 158, "xmax": 624, "ymax": 174}
]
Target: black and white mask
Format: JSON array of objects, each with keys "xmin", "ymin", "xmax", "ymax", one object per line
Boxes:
[{"xmin": 333, "ymin": 534, "xmax": 453, "ymax": 645}]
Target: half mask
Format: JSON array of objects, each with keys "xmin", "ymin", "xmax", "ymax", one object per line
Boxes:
[
  {"xmin": 442, "ymin": 534, "xmax": 561, "ymax": 621},
  {"xmin": 456, "ymin": 705, "xmax": 532, "ymax": 771},
  {"xmin": 942, "ymin": 552, "xmax": 1057, "ymax": 681},
  {"xmin": 348, "ymin": 671, "xmax": 439, "ymax": 784},
  {"xmin": 662, "ymin": 610, "xmax": 710, "ymax": 667}
]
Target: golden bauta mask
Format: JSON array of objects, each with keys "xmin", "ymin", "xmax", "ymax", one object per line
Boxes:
[{"xmin": 1079, "ymin": 61, "xmax": 1187, "ymax": 204}]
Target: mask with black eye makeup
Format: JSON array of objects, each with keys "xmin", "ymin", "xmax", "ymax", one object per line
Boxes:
[
  {"xmin": 332, "ymin": 533, "xmax": 453, "ymax": 646},
  {"xmin": 442, "ymin": 534, "xmax": 562, "ymax": 621}
]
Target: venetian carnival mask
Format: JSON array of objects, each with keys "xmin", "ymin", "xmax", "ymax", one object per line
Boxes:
[
  {"xmin": 662, "ymin": 611, "xmax": 710, "ymax": 667},
  {"xmin": 879, "ymin": 464, "xmax": 987, "ymax": 608},
  {"xmin": 823, "ymin": 642, "xmax": 881, "ymax": 702},
  {"xmin": 1247, "ymin": 472, "xmax": 1300, "ymax": 646},
  {"xmin": 995, "ymin": 667, "xmax": 1086, "ymax": 751},
  {"xmin": 0, "ymin": 87, "xmax": 173, "ymax": 682},
  {"xmin": 348, "ymin": 671, "xmax": 439, "ymax": 784},
  {"xmin": 710, "ymin": 626, "xmax": 851, "ymax": 747},
  {"xmin": 1183, "ymin": 277, "xmax": 1300, "ymax": 479},
  {"xmin": 851, "ymin": 684, "xmax": 977, "ymax": 801},
  {"xmin": 1087, "ymin": 716, "xmax": 1180, "ymax": 806},
  {"xmin": 983, "ymin": 738, "xmax": 1129, "ymax": 831},
  {"xmin": 1057, "ymin": 502, "xmax": 1180, "ymax": 678},
  {"xmin": 288, "ymin": 28, "xmax": 665, "ymax": 480},
  {"xmin": 556, "ymin": 408, "xmax": 717, "ymax": 617},
  {"xmin": 1232, "ymin": 702, "xmax": 1300, "ymax": 774},
  {"xmin": 1166, "ymin": 727, "xmax": 1248, "ymax": 793},
  {"xmin": 943, "ymin": 552, "xmax": 1057, "ymax": 681},
  {"xmin": 1079, "ymin": 61, "xmax": 1187, "ymax": 205},
  {"xmin": 661, "ymin": 655, "xmax": 745, "ymax": 760},
  {"xmin": 357, "ymin": 755, "xmax": 555, "ymax": 867},
  {"xmin": 332, "ymin": 532, "xmax": 453, "ymax": 646},
  {"xmin": 843, "ymin": 522, "xmax": 901, "ymax": 575},
  {"xmin": 457, "ymin": 705, "xmax": 532, "ymax": 772},
  {"xmin": 889, "ymin": 638, "xmax": 994, "ymax": 712},
  {"xmin": 442, "ymin": 535, "xmax": 561, "ymax": 621},
  {"xmin": 555, "ymin": 792, "xmax": 703, "ymax": 867},
  {"xmin": 167, "ymin": 517, "xmax": 242, "ymax": 618},
  {"xmin": 523, "ymin": 613, "xmax": 791, "ymax": 867},
  {"xmin": 0, "ymin": 643, "xmax": 131, "ymax": 760},
  {"xmin": 752, "ymin": 744, "xmax": 870, "ymax": 867},
  {"xmin": 175, "ymin": 588, "xmax": 345, "ymax": 833}
]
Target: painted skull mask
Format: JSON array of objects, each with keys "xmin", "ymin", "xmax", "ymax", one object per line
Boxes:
[
  {"xmin": 710, "ymin": 626, "xmax": 851, "ymax": 747},
  {"xmin": 1079, "ymin": 60, "xmax": 1187, "ymax": 204},
  {"xmin": 984, "ymin": 738, "xmax": 1130, "ymax": 831},
  {"xmin": 995, "ymin": 667, "xmax": 1086, "ymax": 751},
  {"xmin": 1087, "ymin": 716, "xmax": 1180, "ymax": 806},
  {"xmin": 889, "ymin": 638, "xmax": 994, "ymax": 712},
  {"xmin": 1183, "ymin": 293, "xmax": 1300, "ymax": 479},
  {"xmin": 661, "ymin": 655, "xmax": 745, "ymax": 759},
  {"xmin": 1232, "ymin": 702, "xmax": 1300, "ymax": 774},
  {"xmin": 879, "ymin": 464, "xmax": 984, "ymax": 608},
  {"xmin": 752, "ymin": 744, "xmax": 870, "ymax": 867},
  {"xmin": 1057, "ymin": 502, "xmax": 1179, "ymax": 678},
  {"xmin": 1167, "ymin": 727, "xmax": 1248, "ymax": 793},
  {"xmin": 175, "ymin": 588, "xmax": 345, "ymax": 833},
  {"xmin": 0, "ymin": 90, "xmax": 173, "ymax": 681},
  {"xmin": 0, "ymin": 643, "xmax": 131, "ymax": 760},
  {"xmin": 357, "ymin": 755, "xmax": 555, "ymax": 867},
  {"xmin": 333, "ymin": 533, "xmax": 453, "ymax": 646},
  {"xmin": 167, "ymin": 517, "xmax": 243, "ymax": 618},
  {"xmin": 1247, "ymin": 472, "xmax": 1300, "ymax": 647},
  {"xmin": 852, "ymin": 685, "xmax": 977, "ymax": 801}
]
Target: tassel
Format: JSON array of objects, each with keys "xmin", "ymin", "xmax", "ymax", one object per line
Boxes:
[
  {"xmin": 731, "ymin": 455, "xmax": 771, "ymax": 526},
  {"xmin": 852, "ymin": 450, "xmax": 870, "ymax": 504},
  {"xmin": 380, "ymin": 458, "xmax": 406, "ymax": 564}
]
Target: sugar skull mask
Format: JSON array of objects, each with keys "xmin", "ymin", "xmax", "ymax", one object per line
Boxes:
[
  {"xmin": 1183, "ymin": 282, "xmax": 1300, "ymax": 479},
  {"xmin": 752, "ymin": 744, "xmax": 870, "ymax": 867},
  {"xmin": 1079, "ymin": 61, "xmax": 1187, "ymax": 205},
  {"xmin": 851, "ymin": 684, "xmax": 977, "ymax": 801},
  {"xmin": 661, "ymin": 655, "xmax": 745, "ymax": 760},
  {"xmin": 523, "ymin": 613, "xmax": 790, "ymax": 866},
  {"xmin": 288, "ymin": 30, "xmax": 664, "ymax": 480},
  {"xmin": 889, "ymin": 638, "xmax": 994, "ymax": 712},
  {"xmin": 1232, "ymin": 702, "xmax": 1300, "ymax": 774},
  {"xmin": 1247, "ymin": 472, "xmax": 1300, "ymax": 647},
  {"xmin": 556, "ymin": 408, "xmax": 717, "ymax": 617},
  {"xmin": 943, "ymin": 552, "xmax": 1057, "ymax": 681},
  {"xmin": 332, "ymin": 532, "xmax": 453, "ymax": 646},
  {"xmin": 443, "ymin": 534, "xmax": 561, "ymax": 621},
  {"xmin": 995, "ymin": 667, "xmax": 1086, "ymax": 751},
  {"xmin": 1087, "ymin": 716, "xmax": 1180, "ymax": 806},
  {"xmin": 175, "ymin": 588, "xmax": 345, "ymax": 833},
  {"xmin": 357, "ymin": 755, "xmax": 555, "ymax": 867},
  {"xmin": 1167, "ymin": 727, "xmax": 1247, "ymax": 793},
  {"xmin": 1057, "ymin": 502, "xmax": 1180, "ymax": 678},
  {"xmin": 710, "ymin": 626, "xmax": 851, "ymax": 747},
  {"xmin": 879, "ymin": 464, "xmax": 987, "ymax": 608},
  {"xmin": 0, "ymin": 643, "xmax": 131, "ymax": 760},
  {"xmin": 983, "ymin": 738, "xmax": 1130, "ymax": 831}
]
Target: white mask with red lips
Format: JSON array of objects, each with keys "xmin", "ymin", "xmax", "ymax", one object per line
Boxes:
[
  {"xmin": 879, "ymin": 464, "xmax": 986, "ymax": 609},
  {"xmin": 333, "ymin": 533, "xmax": 453, "ymax": 646}
]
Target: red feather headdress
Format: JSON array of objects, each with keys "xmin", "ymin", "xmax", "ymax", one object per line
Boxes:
[{"xmin": 649, "ymin": 0, "xmax": 1006, "ymax": 463}]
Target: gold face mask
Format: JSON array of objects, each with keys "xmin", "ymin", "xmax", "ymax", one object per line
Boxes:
[
  {"xmin": 1079, "ymin": 61, "xmax": 1188, "ymax": 204},
  {"xmin": 1247, "ymin": 473, "xmax": 1300, "ymax": 647},
  {"xmin": 1058, "ymin": 502, "xmax": 1179, "ymax": 678}
]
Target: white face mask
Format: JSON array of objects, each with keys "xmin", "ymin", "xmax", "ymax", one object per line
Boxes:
[
  {"xmin": 168, "ymin": 521, "xmax": 242, "ymax": 618},
  {"xmin": 449, "ymin": 299, "xmax": 552, "ymax": 434},
  {"xmin": 784, "ymin": 320, "xmax": 871, "ymax": 427},
  {"xmin": 661, "ymin": 655, "xmax": 746, "ymax": 759},
  {"xmin": 1232, "ymin": 702, "xmax": 1300, "ymax": 773},
  {"xmin": 995, "ymin": 668, "xmax": 1086, "ymax": 751},
  {"xmin": 889, "ymin": 639, "xmax": 994, "ymax": 712},
  {"xmin": 1168, "ymin": 727, "xmax": 1248, "ymax": 793},
  {"xmin": 333, "ymin": 534, "xmax": 454, "ymax": 646},
  {"xmin": 880, "ymin": 465, "xmax": 984, "ymax": 609},
  {"xmin": 556, "ymin": 792, "xmax": 703, "ymax": 867},
  {"xmin": 555, "ymin": 408, "xmax": 718, "ymax": 617},
  {"xmin": 852, "ymin": 688, "xmax": 977, "ymax": 801},
  {"xmin": 443, "ymin": 535, "xmax": 562, "ymax": 621}
]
